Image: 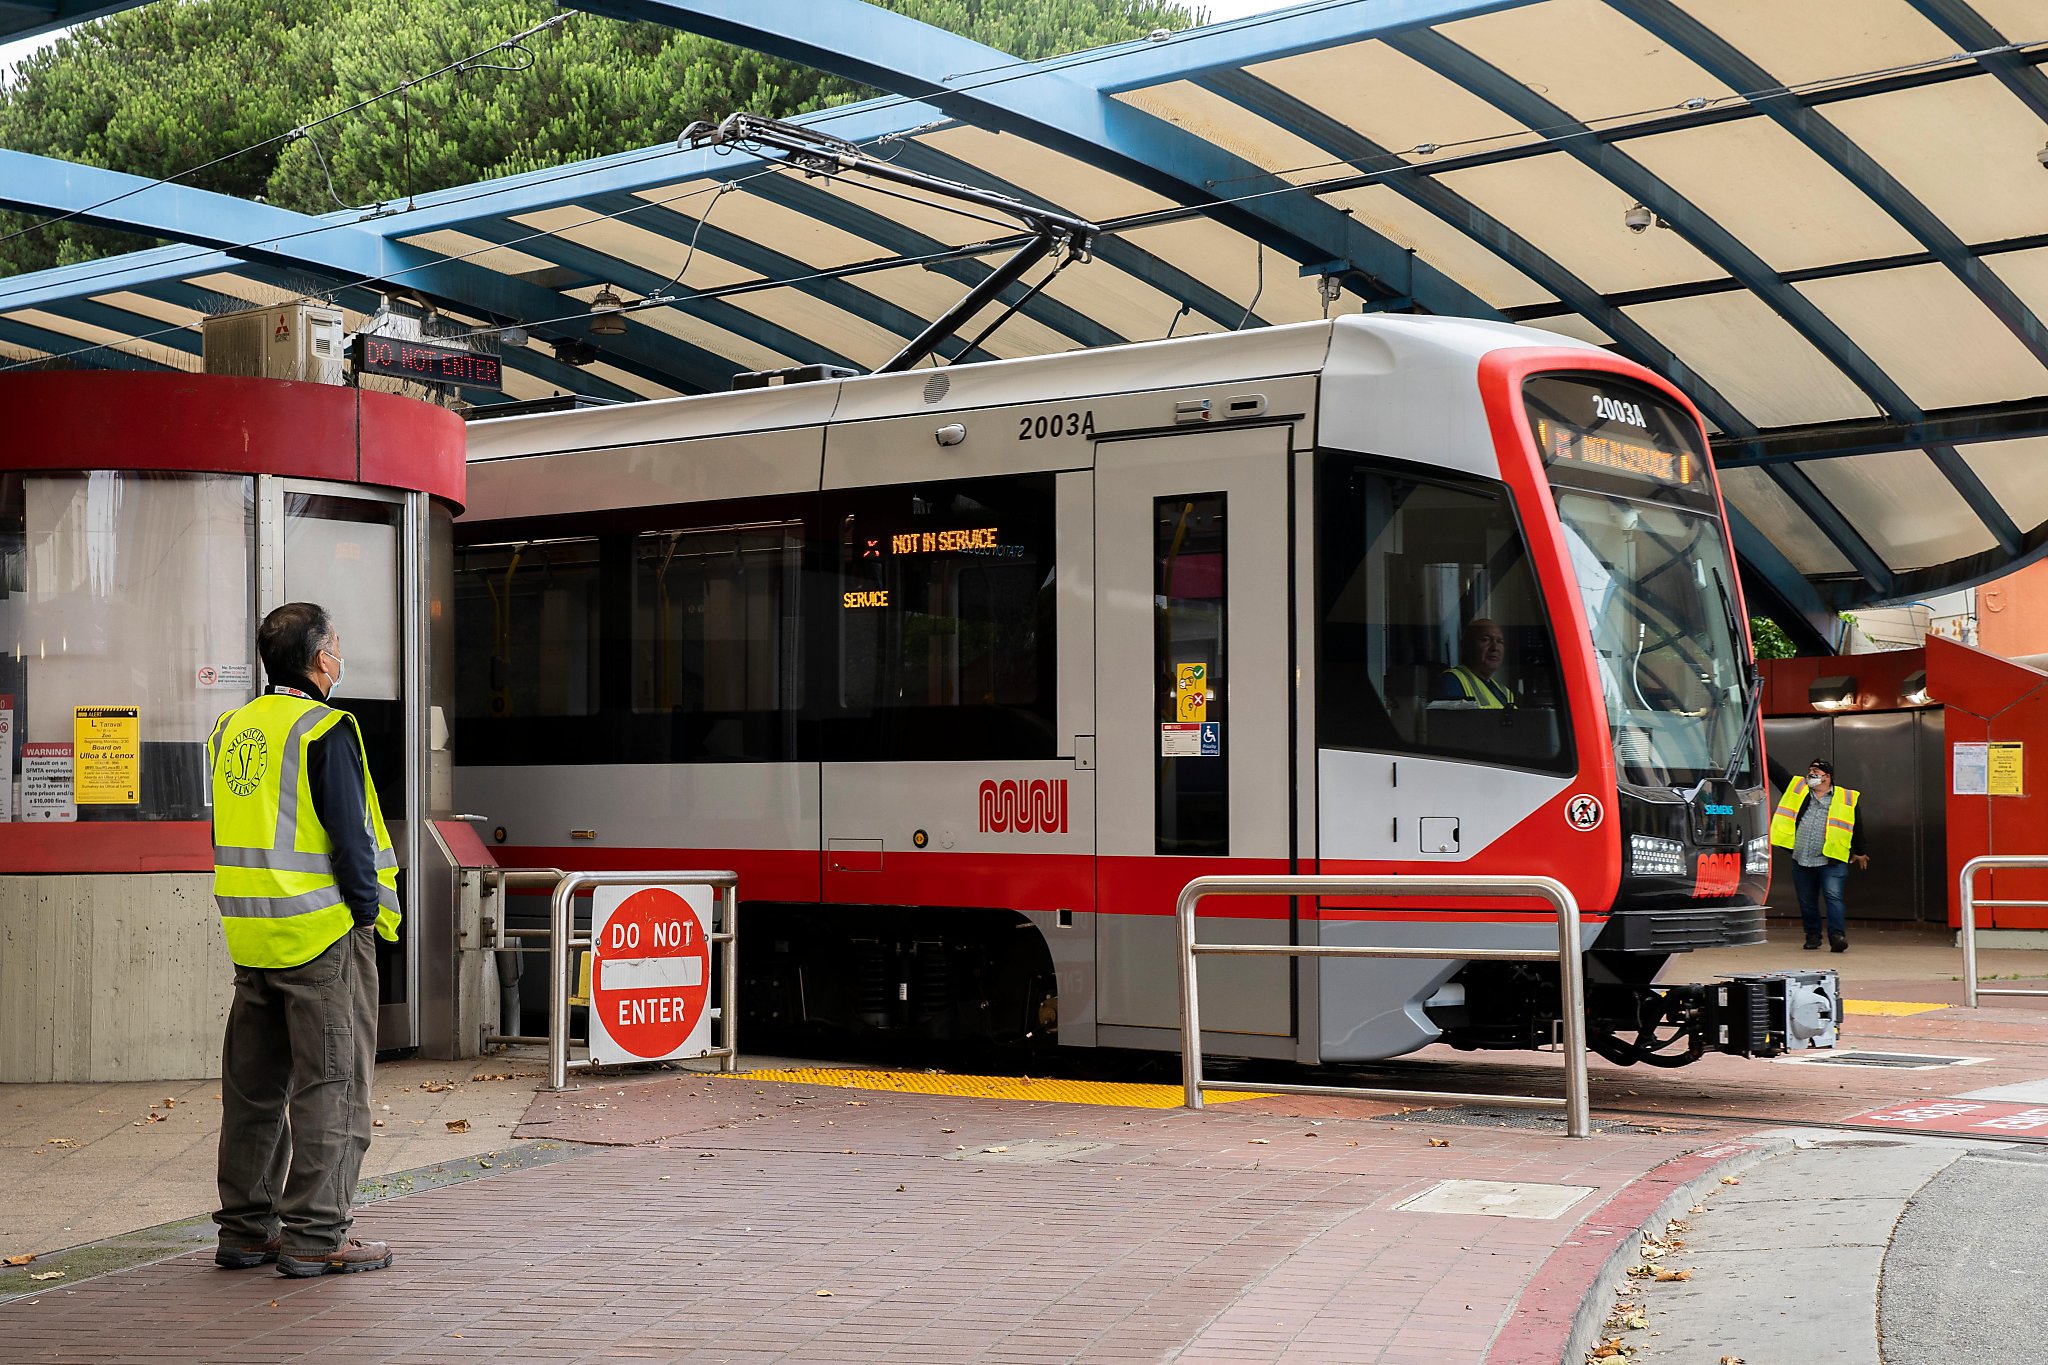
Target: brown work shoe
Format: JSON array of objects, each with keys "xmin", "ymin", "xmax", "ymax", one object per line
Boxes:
[
  {"xmin": 277, "ymin": 1239, "xmax": 394, "ymax": 1277},
  {"xmin": 215, "ymin": 1234, "xmax": 282, "ymax": 1269}
]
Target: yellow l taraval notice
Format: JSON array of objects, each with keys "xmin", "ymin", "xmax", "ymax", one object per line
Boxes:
[
  {"xmin": 1988, "ymin": 741, "xmax": 2025, "ymax": 797},
  {"xmin": 73, "ymin": 706, "xmax": 141, "ymax": 805}
]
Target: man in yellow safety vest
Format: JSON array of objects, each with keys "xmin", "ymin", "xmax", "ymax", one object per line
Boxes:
[
  {"xmin": 1768, "ymin": 758, "xmax": 1869, "ymax": 953},
  {"xmin": 209, "ymin": 602, "xmax": 400, "ymax": 1278},
  {"xmin": 1433, "ymin": 617, "xmax": 1517, "ymax": 708}
]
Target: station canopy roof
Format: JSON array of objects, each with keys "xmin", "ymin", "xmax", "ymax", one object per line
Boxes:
[{"xmin": 3, "ymin": 0, "xmax": 2047, "ymax": 637}]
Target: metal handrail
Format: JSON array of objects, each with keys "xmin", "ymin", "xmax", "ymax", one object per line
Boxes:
[
  {"xmin": 1176, "ymin": 874, "xmax": 1590, "ymax": 1139},
  {"xmin": 1959, "ymin": 855, "xmax": 2048, "ymax": 1007}
]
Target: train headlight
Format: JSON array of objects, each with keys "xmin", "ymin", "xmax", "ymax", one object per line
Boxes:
[
  {"xmin": 1746, "ymin": 836, "xmax": 1771, "ymax": 875},
  {"xmin": 1629, "ymin": 834, "xmax": 1687, "ymax": 877}
]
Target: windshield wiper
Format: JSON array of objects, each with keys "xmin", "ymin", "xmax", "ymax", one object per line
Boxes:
[{"xmin": 1710, "ymin": 567, "xmax": 1760, "ymax": 784}]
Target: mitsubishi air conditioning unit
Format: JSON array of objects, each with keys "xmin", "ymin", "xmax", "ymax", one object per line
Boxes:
[{"xmin": 202, "ymin": 303, "xmax": 346, "ymax": 384}]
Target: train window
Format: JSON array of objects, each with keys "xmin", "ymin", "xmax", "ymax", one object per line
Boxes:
[
  {"xmin": 632, "ymin": 523, "xmax": 804, "ymax": 717},
  {"xmin": 453, "ymin": 538, "xmax": 603, "ymax": 725},
  {"xmin": 827, "ymin": 474, "xmax": 1056, "ymax": 761},
  {"xmin": 1156, "ymin": 493, "xmax": 1229, "ymax": 856},
  {"xmin": 1316, "ymin": 456, "xmax": 1572, "ymax": 773}
]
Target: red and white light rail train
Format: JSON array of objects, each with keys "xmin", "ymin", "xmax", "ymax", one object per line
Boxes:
[{"xmin": 454, "ymin": 314, "xmax": 1836, "ymax": 1069}]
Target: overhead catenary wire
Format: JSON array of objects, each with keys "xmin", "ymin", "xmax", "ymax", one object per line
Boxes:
[{"xmin": 3, "ymin": 24, "xmax": 2043, "ymax": 374}]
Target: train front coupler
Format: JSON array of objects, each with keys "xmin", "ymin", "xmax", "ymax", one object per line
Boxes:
[{"xmin": 1587, "ymin": 969, "xmax": 1840, "ymax": 1067}]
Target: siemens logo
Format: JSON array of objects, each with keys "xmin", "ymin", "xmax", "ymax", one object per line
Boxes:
[
  {"xmin": 1703, "ymin": 803, "xmax": 1735, "ymax": 816},
  {"xmin": 1593, "ymin": 395, "xmax": 1647, "ymax": 428}
]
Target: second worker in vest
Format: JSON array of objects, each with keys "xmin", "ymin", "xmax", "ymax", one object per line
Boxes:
[
  {"xmin": 1769, "ymin": 758, "xmax": 1869, "ymax": 953},
  {"xmin": 1433, "ymin": 617, "xmax": 1517, "ymax": 708},
  {"xmin": 209, "ymin": 602, "xmax": 401, "ymax": 1277}
]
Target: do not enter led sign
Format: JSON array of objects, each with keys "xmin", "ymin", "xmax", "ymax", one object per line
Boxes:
[{"xmin": 352, "ymin": 334, "xmax": 503, "ymax": 391}]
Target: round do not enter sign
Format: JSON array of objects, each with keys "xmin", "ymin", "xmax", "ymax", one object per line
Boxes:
[{"xmin": 588, "ymin": 884, "xmax": 714, "ymax": 1066}]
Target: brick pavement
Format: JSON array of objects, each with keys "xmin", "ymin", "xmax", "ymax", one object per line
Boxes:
[
  {"xmin": 2, "ymin": 1070, "xmax": 1707, "ymax": 1364},
  {"xmin": 12, "ymin": 988, "xmax": 2048, "ymax": 1363}
]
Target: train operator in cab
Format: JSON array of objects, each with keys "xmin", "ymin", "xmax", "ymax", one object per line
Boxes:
[
  {"xmin": 1433, "ymin": 618, "xmax": 1517, "ymax": 708},
  {"xmin": 1770, "ymin": 758, "xmax": 1869, "ymax": 953}
]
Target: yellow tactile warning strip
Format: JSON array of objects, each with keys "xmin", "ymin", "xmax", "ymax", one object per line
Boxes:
[
  {"xmin": 1843, "ymin": 999, "xmax": 1949, "ymax": 1016},
  {"xmin": 718, "ymin": 1067, "xmax": 1272, "ymax": 1108}
]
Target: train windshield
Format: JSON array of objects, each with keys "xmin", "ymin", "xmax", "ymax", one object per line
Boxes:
[{"xmin": 1525, "ymin": 375, "xmax": 1755, "ymax": 788}]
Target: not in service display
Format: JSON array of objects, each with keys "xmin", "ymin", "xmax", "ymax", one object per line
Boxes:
[{"xmin": 351, "ymin": 334, "xmax": 503, "ymax": 390}]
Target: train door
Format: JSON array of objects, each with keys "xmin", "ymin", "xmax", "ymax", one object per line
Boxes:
[{"xmin": 1093, "ymin": 427, "xmax": 1296, "ymax": 1046}]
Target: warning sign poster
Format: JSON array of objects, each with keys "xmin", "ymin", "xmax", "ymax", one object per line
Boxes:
[{"xmin": 74, "ymin": 706, "xmax": 141, "ymax": 805}]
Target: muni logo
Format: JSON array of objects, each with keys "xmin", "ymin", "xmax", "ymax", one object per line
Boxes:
[
  {"xmin": 978, "ymin": 779, "xmax": 1068, "ymax": 835},
  {"xmin": 1692, "ymin": 851, "xmax": 1741, "ymax": 899}
]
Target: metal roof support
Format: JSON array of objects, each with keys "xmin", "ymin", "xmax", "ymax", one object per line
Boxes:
[
  {"xmin": 1198, "ymin": 69, "xmax": 1754, "ymax": 429},
  {"xmin": 0, "ymin": 0, "xmax": 151, "ymax": 43},
  {"xmin": 1388, "ymin": 30, "xmax": 2013, "ymax": 582},
  {"xmin": 573, "ymin": 190, "xmax": 971, "ymax": 360},
  {"xmin": 1726, "ymin": 506, "xmax": 1842, "ymax": 648},
  {"xmin": 442, "ymin": 215, "xmax": 859, "ymax": 375},
  {"xmin": 703, "ymin": 171, "xmax": 1126, "ymax": 355},
  {"xmin": 0, "ymin": 149, "xmax": 717, "ymax": 393},
  {"xmin": 0, "ymin": 316, "xmax": 171, "ymax": 370},
  {"xmin": 1907, "ymin": 0, "xmax": 2048, "ymax": 123},
  {"xmin": 885, "ymin": 141, "xmax": 1265, "ymax": 333},
  {"xmin": 564, "ymin": 0, "xmax": 1505, "ymax": 322},
  {"xmin": 1768, "ymin": 462, "xmax": 1897, "ymax": 599},
  {"xmin": 1616, "ymin": 2, "xmax": 2048, "ymax": 371},
  {"xmin": 25, "ymin": 295, "xmax": 205, "ymax": 357},
  {"xmin": 1718, "ymin": 397, "xmax": 2048, "ymax": 467}
]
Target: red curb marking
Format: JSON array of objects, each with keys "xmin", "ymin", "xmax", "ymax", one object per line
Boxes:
[
  {"xmin": 1844, "ymin": 1099, "xmax": 2048, "ymax": 1135},
  {"xmin": 1482, "ymin": 1142, "xmax": 1754, "ymax": 1365}
]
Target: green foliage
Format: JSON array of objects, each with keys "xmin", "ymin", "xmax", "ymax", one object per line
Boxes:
[
  {"xmin": 1750, "ymin": 616, "xmax": 1797, "ymax": 660},
  {"xmin": 0, "ymin": 0, "xmax": 1199, "ymax": 278}
]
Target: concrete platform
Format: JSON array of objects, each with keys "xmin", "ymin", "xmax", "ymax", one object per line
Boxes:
[{"xmin": 4, "ymin": 920, "xmax": 2048, "ymax": 1362}]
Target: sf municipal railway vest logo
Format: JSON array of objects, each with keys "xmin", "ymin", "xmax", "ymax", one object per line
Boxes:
[
  {"xmin": 223, "ymin": 727, "xmax": 269, "ymax": 797},
  {"xmin": 978, "ymin": 779, "xmax": 1068, "ymax": 834}
]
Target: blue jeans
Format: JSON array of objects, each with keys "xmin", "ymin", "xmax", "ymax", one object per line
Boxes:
[{"xmin": 1791, "ymin": 860, "xmax": 1848, "ymax": 942}]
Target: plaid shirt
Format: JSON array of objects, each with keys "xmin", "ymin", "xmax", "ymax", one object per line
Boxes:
[{"xmin": 1792, "ymin": 793, "xmax": 1832, "ymax": 868}]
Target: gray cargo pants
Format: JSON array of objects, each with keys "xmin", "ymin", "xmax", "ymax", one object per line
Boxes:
[{"xmin": 214, "ymin": 925, "xmax": 378, "ymax": 1256}]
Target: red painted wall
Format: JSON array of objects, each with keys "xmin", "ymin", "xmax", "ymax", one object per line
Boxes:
[{"xmin": 1926, "ymin": 636, "xmax": 2048, "ymax": 930}]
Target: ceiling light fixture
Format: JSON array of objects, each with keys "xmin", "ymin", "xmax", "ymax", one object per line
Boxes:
[{"xmin": 589, "ymin": 286, "xmax": 628, "ymax": 336}]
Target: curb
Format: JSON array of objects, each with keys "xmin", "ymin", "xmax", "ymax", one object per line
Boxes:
[{"xmin": 1482, "ymin": 1136, "xmax": 1792, "ymax": 1365}]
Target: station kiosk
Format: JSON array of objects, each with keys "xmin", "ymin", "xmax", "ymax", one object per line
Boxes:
[{"xmin": 0, "ymin": 372, "xmax": 463, "ymax": 1081}]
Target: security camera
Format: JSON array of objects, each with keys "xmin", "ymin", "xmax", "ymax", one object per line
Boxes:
[
  {"xmin": 2038, "ymin": 141, "xmax": 2048, "ymax": 171},
  {"xmin": 1624, "ymin": 203, "xmax": 1655, "ymax": 233}
]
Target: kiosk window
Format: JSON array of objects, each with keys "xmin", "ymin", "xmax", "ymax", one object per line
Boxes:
[{"xmin": 1316, "ymin": 456, "xmax": 1571, "ymax": 773}]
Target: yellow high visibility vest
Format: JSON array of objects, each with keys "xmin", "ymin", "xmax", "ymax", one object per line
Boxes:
[
  {"xmin": 1442, "ymin": 664, "xmax": 1515, "ymax": 709},
  {"xmin": 209, "ymin": 692, "xmax": 401, "ymax": 969},
  {"xmin": 1768, "ymin": 776, "xmax": 1860, "ymax": 863}
]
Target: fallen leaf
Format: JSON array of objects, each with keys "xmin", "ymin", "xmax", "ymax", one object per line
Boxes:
[
  {"xmin": 1589, "ymin": 1338, "xmax": 1627, "ymax": 1359},
  {"xmin": 1652, "ymin": 1267, "xmax": 1692, "ymax": 1283},
  {"xmin": 145, "ymin": 1112, "xmax": 167, "ymax": 1124},
  {"xmin": 1719, "ymin": 1176, "xmax": 1741, "ymax": 1186},
  {"xmin": 43, "ymin": 1139, "xmax": 78, "ymax": 1149},
  {"xmin": 1721, "ymin": 1357, "xmax": 1745, "ymax": 1364},
  {"xmin": 270, "ymin": 1300, "xmax": 279, "ymax": 1309},
  {"xmin": 372, "ymin": 1120, "xmax": 385, "ymax": 1128},
  {"xmin": 163, "ymin": 1097, "xmax": 177, "ymax": 1108},
  {"xmin": 1247, "ymin": 1139, "xmax": 1270, "ymax": 1146},
  {"xmin": 445, "ymin": 1119, "xmax": 471, "ymax": 1133},
  {"xmin": 1624, "ymin": 1311, "xmax": 1647, "ymax": 1329},
  {"xmin": 1427, "ymin": 1137, "xmax": 1451, "ymax": 1148},
  {"xmin": 3, "ymin": 1255, "xmax": 33, "ymax": 1267},
  {"xmin": 815, "ymin": 1289, "xmax": 833, "ymax": 1297},
  {"xmin": 28, "ymin": 1271, "xmax": 63, "ymax": 1281},
  {"xmin": 1688, "ymin": 1204, "xmax": 1707, "ymax": 1215},
  {"xmin": 896, "ymin": 1185, "xmax": 905, "ymax": 1192},
  {"xmin": 984, "ymin": 1146, "xmax": 1009, "ymax": 1153},
  {"xmin": 423, "ymin": 1082, "xmax": 452, "ymax": 1093},
  {"xmin": 940, "ymin": 1128, "xmax": 955, "ymax": 1134}
]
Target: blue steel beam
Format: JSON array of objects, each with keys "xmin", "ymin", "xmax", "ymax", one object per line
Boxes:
[
  {"xmin": 0, "ymin": 0, "xmax": 150, "ymax": 43},
  {"xmin": 0, "ymin": 149, "xmax": 718, "ymax": 393},
  {"xmin": 1907, "ymin": 0, "xmax": 2048, "ymax": 123},
  {"xmin": 880, "ymin": 141, "xmax": 1266, "ymax": 332},
  {"xmin": 447, "ymin": 215, "xmax": 860, "ymax": 373},
  {"xmin": 563, "ymin": 0, "xmax": 1504, "ymax": 321},
  {"xmin": 1199, "ymin": 70, "xmax": 1746, "ymax": 426},
  {"xmin": 1726, "ymin": 505, "xmax": 1841, "ymax": 646},
  {"xmin": 0, "ymin": 315, "xmax": 170, "ymax": 370},
  {"xmin": 1387, "ymin": 29, "xmax": 1961, "ymax": 590},
  {"xmin": 1616, "ymin": 0, "xmax": 2048, "ymax": 370},
  {"xmin": 1614, "ymin": 0, "xmax": 2032, "ymax": 559}
]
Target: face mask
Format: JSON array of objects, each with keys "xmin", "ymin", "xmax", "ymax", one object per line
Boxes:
[{"xmin": 324, "ymin": 648, "xmax": 346, "ymax": 696}]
